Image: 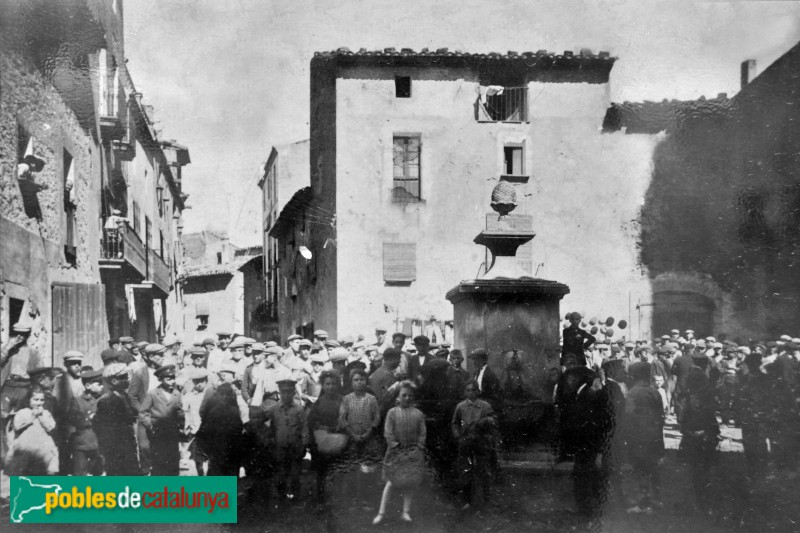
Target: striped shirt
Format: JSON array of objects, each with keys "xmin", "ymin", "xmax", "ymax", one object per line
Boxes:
[
  {"xmin": 384, "ymin": 406, "xmax": 426, "ymax": 448},
  {"xmin": 339, "ymin": 392, "xmax": 380, "ymax": 435}
]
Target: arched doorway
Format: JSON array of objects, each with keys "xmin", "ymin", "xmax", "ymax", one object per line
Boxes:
[{"xmin": 652, "ymin": 290, "xmax": 715, "ymax": 339}]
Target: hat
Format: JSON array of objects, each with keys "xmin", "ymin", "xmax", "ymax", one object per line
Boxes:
[
  {"xmin": 392, "ymin": 332, "xmax": 407, "ymax": 341},
  {"xmin": 28, "ymin": 366, "xmax": 57, "ymax": 378},
  {"xmin": 80, "ymin": 368, "xmax": 103, "ymax": 382},
  {"xmin": 119, "ymin": 336, "xmax": 134, "ymax": 343},
  {"xmin": 216, "ymin": 331, "xmax": 232, "ymax": 338},
  {"xmin": 228, "ymin": 337, "xmax": 247, "ymax": 350},
  {"xmin": 325, "ymin": 340, "xmax": 341, "ymax": 348},
  {"xmin": 705, "ymin": 336, "xmax": 716, "ymax": 343},
  {"xmin": 276, "ymin": 378, "xmax": 297, "ymax": 388},
  {"xmin": 695, "ymin": 340, "xmax": 707, "ymax": 349},
  {"xmin": 100, "ymin": 348, "xmax": 120, "ymax": 363},
  {"xmin": 566, "ymin": 311, "xmax": 581, "ymax": 321},
  {"xmin": 237, "ymin": 337, "xmax": 255, "ymax": 346},
  {"xmin": 313, "ymin": 330, "xmax": 329, "ymax": 338},
  {"xmin": 352, "ymin": 340, "xmax": 366, "ymax": 350},
  {"xmin": 299, "ymin": 339, "xmax": 312, "ymax": 348},
  {"xmin": 251, "ymin": 342, "xmax": 266, "ymax": 353},
  {"xmin": 413, "ymin": 335, "xmax": 430, "ymax": 345},
  {"xmin": 108, "ymin": 337, "xmax": 120, "ymax": 345},
  {"xmin": 435, "ymin": 347, "xmax": 449, "ymax": 358},
  {"xmin": 11, "ymin": 323, "xmax": 31, "ymax": 334},
  {"xmin": 102, "ymin": 363, "xmax": 129, "ymax": 379},
  {"xmin": 62, "ymin": 350, "xmax": 84, "ymax": 363},
  {"xmin": 329, "ymin": 347, "xmax": 348, "ymax": 362},
  {"xmin": 287, "ymin": 334, "xmax": 303, "ymax": 342},
  {"xmin": 469, "ymin": 348, "xmax": 489, "ymax": 360},
  {"xmin": 154, "ymin": 365, "xmax": 177, "ymax": 379},
  {"xmin": 670, "ymin": 329, "xmax": 680, "ymax": 334},
  {"xmin": 624, "ymin": 341, "xmax": 635, "ymax": 348},
  {"xmin": 22, "ymin": 154, "xmax": 45, "ymax": 171},
  {"xmin": 660, "ymin": 335, "xmax": 670, "ymax": 340},
  {"xmin": 135, "ymin": 341, "xmax": 149, "ymax": 349},
  {"xmin": 310, "ymin": 353, "xmax": 328, "ymax": 364},
  {"xmin": 713, "ymin": 342, "xmax": 723, "ymax": 349},
  {"xmin": 189, "ymin": 347, "xmax": 207, "ymax": 358},
  {"xmin": 340, "ymin": 336, "xmax": 355, "ymax": 346},
  {"xmin": 266, "ymin": 341, "xmax": 278, "ymax": 347},
  {"xmin": 162, "ymin": 334, "xmax": 180, "ymax": 346},
  {"xmin": 218, "ymin": 362, "xmax": 238, "ymax": 375},
  {"xmin": 265, "ymin": 346, "xmax": 283, "ymax": 357},
  {"xmin": 185, "ymin": 367, "xmax": 209, "ymax": 381},
  {"xmin": 780, "ymin": 335, "xmax": 792, "ymax": 342},
  {"xmin": 685, "ymin": 329, "xmax": 694, "ymax": 334},
  {"xmin": 201, "ymin": 337, "xmax": 216, "ymax": 347},
  {"xmin": 375, "ymin": 327, "xmax": 388, "ymax": 333},
  {"xmin": 144, "ymin": 343, "xmax": 167, "ymax": 356}
]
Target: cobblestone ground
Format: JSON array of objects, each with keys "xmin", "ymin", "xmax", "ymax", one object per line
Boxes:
[{"xmin": 2, "ymin": 416, "xmax": 799, "ymax": 532}]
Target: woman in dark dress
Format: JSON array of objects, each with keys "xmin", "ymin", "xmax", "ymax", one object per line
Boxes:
[
  {"xmin": 197, "ymin": 383, "xmax": 243, "ymax": 476},
  {"xmin": 307, "ymin": 371, "xmax": 346, "ymax": 503}
]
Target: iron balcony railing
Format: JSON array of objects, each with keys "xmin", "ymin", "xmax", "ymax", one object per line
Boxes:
[
  {"xmin": 101, "ymin": 223, "xmax": 147, "ymax": 277},
  {"xmin": 478, "ymin": 87, "xmax": 528, "ymax": 122}
]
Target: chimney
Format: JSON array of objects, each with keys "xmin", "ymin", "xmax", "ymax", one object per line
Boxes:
[{"xmin": 741, "ymin": 59, "xmax": 757, "ymax": 89}]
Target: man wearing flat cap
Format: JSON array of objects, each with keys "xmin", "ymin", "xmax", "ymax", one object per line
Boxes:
[
  {"xmin": 139, "ymin": 365, "xmax": 184, "ymax": 475},
  {"xmin": 1, "ymin": 323, "xmax": 39, "ymax": 463},
  {"xmin": 118, "ymin": 337, "xmax": 136, "ymax": 365},
  {"xmin": 407, "ymin": 335, "xmax": 433, "ymax": 383},
  {"xmin": 562, "ymin": 312, "xmax": 595, "ymax": 367},
  {"xmin": 206, "ymin": 332, "xmax": 231, "ymax": 376},
  {"xmin": 128, "ymin": 343, "xmax": 167, "ymax": 474},
  {"xmin": 53, "ymin": 350, "xmax": 86, "ymax": 473},
  {"xmin": 313, "ymin": 330, "xmax": 329, "ymax": 354},
  {"xmin": 95, "ymin": 363, "xmax": 140, "ymax": 475},
  {"xmin": 282, "ymin": 334, "xmax": 304, "ymax": 369},
  {"xmin": 66, "ymin": 368, "xmax": 104, "ymax": 475}
]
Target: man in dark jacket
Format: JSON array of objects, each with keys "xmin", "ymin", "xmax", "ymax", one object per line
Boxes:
[{"xmin": 562, "ymin": 312, "xmax": 595, "ymax": 367}]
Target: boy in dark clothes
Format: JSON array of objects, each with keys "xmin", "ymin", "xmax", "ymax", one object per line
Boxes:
[{"xmin": 67, "ymin": 368, "xmax": 104, "ymax": 475}]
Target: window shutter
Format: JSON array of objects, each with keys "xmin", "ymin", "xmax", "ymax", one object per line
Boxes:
[
  {"xmin": 383, "ymin": 243, "xmax": 416, "ymax": 282},
  {"xmin": 196, "ymin": 301, "xmax": 209, "ymax": 316}
]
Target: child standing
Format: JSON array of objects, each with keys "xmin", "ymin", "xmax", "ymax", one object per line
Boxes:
[
  {"xmin": 6, "ymin": 386, "xmax": 59, "ymax": 475},
  {"xmin": 625, "ymin": 361, "xmax": 665, "ymax": 513},
  {"xmin": 374, "ymin": 381, "xmax": 427, "ymax": 525},
  {"xmin": 266, "ymin": 378, "xmax": 308, "ymax": 500},
  {"xmin": 451, "ymin": 380, "xmax": 497, "ymax": 510},
  {"xmin": 339, "ymin": 368, "xmax": 381, "ymax": 466},
  {"xmin": 139, "ymin": 365, "xmax": 184, "ymax": 476},
  {"xmin": 182, "ymin": 368, "xmax": 209, "ymax": 476},
  {"xmin": 66, "ymin": 368, "xmax": 104, "ymax": 475}
]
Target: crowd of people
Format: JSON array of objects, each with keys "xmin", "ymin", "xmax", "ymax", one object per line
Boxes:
[
  {"xmin": 0, "ymin": 324, "xmax": 500, "ymax": 522},
  {"xmin": 2, "ymin": 313, "xmax": 799, "ymax": 523},
  {"xmin": 557, "ymin": 311, "xmax": 800, "ymax": 518}
]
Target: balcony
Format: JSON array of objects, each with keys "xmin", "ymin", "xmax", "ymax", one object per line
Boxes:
[
  {"xmin": 147, "ymin": 249, "xmax": 172, "ymax": 296},
  {"xmin": 100, "ymin": 225, "xmax": 146, "ymax": 277},
  {"xmin": 477, "ymin": 87, "xmax": 528, "ymax": 122}
]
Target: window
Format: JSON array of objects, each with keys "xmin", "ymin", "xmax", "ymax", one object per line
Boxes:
[
  {"xmin": 159, "ymin": 231, "xmax": 165, "ymax": 259},
  {"xmin": 392, "ymin": 136, "xmax": 421, "ymax": 202},
  {"xmin": 63, "ymin": 149, "xmax": 77, "ymax": 266},
  {"xmin": 383, "ymin": 243, "xmax": 416, "ymax": 285},
  {"xmin": 132, "ymin": 200, "xmax": 141, "ymax": 235},
  {"xmin": 97, "ymin": 49, "xmax": 119, "ymax": 117},
  {"xmin": 395, "ymin": 76, "xmax": 411, "ymax": 98},
  {"xmin": 503, "ymin": 145, "xmax": 524, "ymax": 176},
  {"xmin": 477, "ymin": 86, "xmax": 528, "ymax": 122},
  {"xmin": 8, "ymin": 298, "xmax": 25, "ymax": 332},
  {"xmin": 157, "ymin": 186, "xmax": 164, "ymax": 217},
  {"xmin": 216, "ymin": 252, "xmax": 222, "ymax": 265},
  {"xmin": 195, "ymin": 301, "xmax": 209, "ymax": 329}
]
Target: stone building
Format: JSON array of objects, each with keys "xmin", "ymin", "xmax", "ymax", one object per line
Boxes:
[
  {"xmin": 267, "ymin": 47, "xmax": 658, "ymax": 340},
  {"xmin": 605, "ymin": 41, "xmax": 800, "ymax": 340},
  {"xmin": 258, "ymin": 140, "xmax": 309, "ymax": 342},
  {"xmin": 0, "ymin": 0, "xmax": 189, "ymax": 367},
  {"xmin": 180, "ymin": 231, "xmax": 266, "ymax": 343}
]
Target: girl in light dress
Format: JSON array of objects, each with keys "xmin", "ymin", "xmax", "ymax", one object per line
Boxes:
[
  {"xmin": 373, "ymin": 381, "xmax": 427, "ymax": 525},
  {"xmin": 6, "ymin": 387, "xmax": 59, "ymax": 475}
]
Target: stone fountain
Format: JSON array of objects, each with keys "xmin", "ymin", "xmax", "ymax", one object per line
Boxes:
[{"xmin": 446, "ymin": 180, "xmax": 569, "ymax": 442}]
